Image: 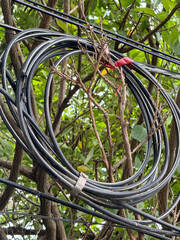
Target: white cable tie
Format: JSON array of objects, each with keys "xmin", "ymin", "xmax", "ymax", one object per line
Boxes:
[
  {"xmin": 104, "ymin": 44, "xmax": 110, "ymax": 56},
  {"xmin": 70, "ymin": 172, "xmax": 88, "ymax": 196}
]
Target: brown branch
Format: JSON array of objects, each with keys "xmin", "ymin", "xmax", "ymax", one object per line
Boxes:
[
  {"xmin": 121, "ymin": 2, "xmax": 180, "ymax": 53},
  {"xmin": 119, "ymin": 0, "xmax": 137, "ymax": 31},
  {"xmin": 84, "ymin": 0, "xmax": 91, "ymax": 15},
  {"xmin": 37, "ymin": 169, "xmax": 57, "ymax": 240},
  {"xmin": 31, "ymin": 0, "xmax": 58, "ymax": 50},
  {"xmin": 89, "ymin": 100, "xmax": 109, "ymax": 172},
  {"xmin": 73, "ymin": 63, "xmax": 114, "ymax": 182},
  {"xmin": 0, "ymin": 158, "xmax": 36, "ymax": 181},
  {"xmin": 158, "ymin": 86, "xmax": 180, "ymax": 223},
  {"xmin": 52, "ymin": 66, "xmax": 104, "ymax": 130},
  {"xmin": 115, "ymin": 0, "xmax": 137, "ymax": 50},
  {"xmin": 117, "ymin": 69, "xmax": 133, "ymax": 177},
  {"xmin": 118, "ymin": 209, "xmax": 136, "ymax": 240},
  {"xmin": 51, "ymin": 202, "xmax": 67, "ymax": 240},
  {"xmin": 113, "ymin": 108, "xmax": 171, "ymax": 170},
  {"xmin": 94, "ymin": 221, "xmax": 114, "ymax": 240},
  {"xmin": 0, "ymin": 225, "xmax": 7, "ymax": 240},
  {"xmin": 0, "ymin": 143, "xmax": 24, "ymax": 211},
  {"xmin": 51, "ymin": 0, "xmax": 70, "ymax": 136},
  {"xmin": 1, "ymin": 0, "xmax": 23, "ymax": 76},
  {"xmin": 0, "ymin": 98, "xmax": 26, "ymax": 146},
  {"xmin": 0, "ymin": 0, "xmax": 25, "ymax": 212},
  {"xmin": 18, "ymin": 191, "xmax": 40, "ymax": 206},
  {"xmin": 57, "ymin": 109, "xmax": 90, "ymax": 137},
  {"xmin": 3, "ymin": 227, "xmax": 45, "ymax": 236},
  {"xmin": 140, "ymin": 2, "xmax": 180, "ymax": 44}
]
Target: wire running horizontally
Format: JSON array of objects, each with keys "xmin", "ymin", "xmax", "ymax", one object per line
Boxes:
[
  {"xmin": 12, "ymin": 0, "xmax": 180, "ymax": 66},
  {"xmin": 0, "ymin": 29, "xmax": 179, "ymax": 240}
]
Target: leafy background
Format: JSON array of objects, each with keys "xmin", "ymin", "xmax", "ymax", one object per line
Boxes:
[{"xmin": 0, "ymin": 0, "xmax": 180, "ymax": 239}]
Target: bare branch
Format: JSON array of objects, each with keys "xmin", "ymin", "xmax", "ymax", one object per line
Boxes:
[{"xmin": 0, "ymin": 158, "xmax": 36, "ymax": 181}]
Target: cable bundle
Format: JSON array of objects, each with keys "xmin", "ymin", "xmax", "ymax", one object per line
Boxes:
[{"xmin": 0, "ymin": 28, "xmax": 180, "ymax": 239}]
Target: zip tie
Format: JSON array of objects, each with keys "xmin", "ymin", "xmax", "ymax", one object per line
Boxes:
[
  {"xmin": 115, "ymin": 83, "xmax": 122, "ymax": 97},
  {"xmin": 105, "ymin": 57, "xmax": 133, "ymax": 69},
  {"xmin": 102, "ymin": 57, "xmax": 133, "ymax": 96},
  {"xmin": 70, "ymin": 172, "xmax": 88, "ymax": 196},
  {"xmin": 115, "ymin": 57, "xmax": 133, "ymax": 69},
  {"xmin": 104, "ymin": 44, "xmax": 110, "ymax": 56}
]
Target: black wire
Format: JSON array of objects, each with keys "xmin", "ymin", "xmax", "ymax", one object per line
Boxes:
[
  {"xmin": 12, "ymin": 0, "xmax": 180, "ymax": 65},
  {"xmin": 0, "ymin": 210, "xmax": 118, "ymax": 227},
  {"xmin": 1, "ymin": 23, "xmax": 180, "ymax": 80},
  {"xmin": 0, "ymin": 23, "xmax": 22, "ymax": 33},
  {"xmin": 12, "ymin": 0, "xmax": 180, "ymax": 63},
  {"xmin": 0, "ymin": 28, "xmax": 179, "ymax": 240}
]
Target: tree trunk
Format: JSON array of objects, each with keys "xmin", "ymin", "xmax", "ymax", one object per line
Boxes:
[{"xmin": 158, "ymin": 87, "xmax": 180, "ymax": 222}]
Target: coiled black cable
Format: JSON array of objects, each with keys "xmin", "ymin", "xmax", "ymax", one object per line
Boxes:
[{"xmin": 0, "ymin": 28, "xmax": 180, "ymax": 239}]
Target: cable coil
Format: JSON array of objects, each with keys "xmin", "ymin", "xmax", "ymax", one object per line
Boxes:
[{"xmin": 0, "ymin": 29, "xmax": 180, "ymax": 239}]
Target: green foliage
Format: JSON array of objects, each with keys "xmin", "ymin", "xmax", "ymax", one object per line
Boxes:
[
  {"xmin": 131, "ymin": 125, "xmax": 147, "ymax": 142},
  {"xmin": 0, "ymin": 0, "xmax": 180, "ymax": 239}
]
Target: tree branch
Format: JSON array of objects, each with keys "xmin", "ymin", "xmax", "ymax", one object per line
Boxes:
[
  {"xmin": 120, "ymin": 2, "xmax": 180, "ymax": 53},
  {"xmin": 0, "ymin": 158, "xmax": 36, "ymax": 181},
  {"xmin": 0, "ymin": 225, "xmax": 7, "ymax": 240},
  {"xmin": 0, "ymin": 0, "xmax": 25, "ymax": 212},
  {"xmin": 140, "ymin": 2, "xmax": 180, "ymax": 44},
  {"xmin": 0, "ymin": 143, "xmax": 24, "ymax": 210},
  {"xmin": 3, "ymin": 226, "xmax": 45, "ymax": 236}
]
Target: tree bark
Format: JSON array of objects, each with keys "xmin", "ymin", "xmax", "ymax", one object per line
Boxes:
[
  {"xmin": 0, "ymin": 158, "xmax": 36, "ymax": 181},
  {"xmin": 0, "ymin": 225, "xmax": 8, "ymax": 240},
  {"xmin": 52, "ymin": 0, "xmax": 70, "ymax": 136},
  {"xmin": 37, "ymin": 169, "xmax": 57, "ymax": 240},
  {"xmin": 0, "ymin": 143, "xmax": 24, "ymax": 210},
  {"xmin": 158, "ymin": 87, "xmax": 180, "ymax": 222},
  {"xmin": 0, "ymin": 0, "xmax": 25, "ymax": 213}
]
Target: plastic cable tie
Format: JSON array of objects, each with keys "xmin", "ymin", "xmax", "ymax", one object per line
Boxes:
[
  {"xmin": 115, "ymin": 57, "xmax": 133, "ymax": 69},
  {"xmin": 104, "ymin": 44, "xmax": 110, "ymax": 56},
  {"xmin": 104, "ymin": 57, "xmax": 133, "ymax": 70},
  {"xmin": 70, "ymin": 172, "xmax": 88, "ymax": 196},
  {"xmin": 115, "ymin": 82, "xmax": 122, "ymax": 97}
]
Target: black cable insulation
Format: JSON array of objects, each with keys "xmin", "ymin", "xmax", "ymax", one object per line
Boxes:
[
  {"xmin": 12, "ymin": 0, "xmax": 180, "ymax": 66},
  {"xmin": 0, "ymin": 29, "xmax": 179, "ymax": 239},
  {"xmin": 1, "ymin": 22, "xmax": 180, "ymax": 80},
  {"xmin": 12, "ymin": 0, "xmax": 180, "ymax": 63}
]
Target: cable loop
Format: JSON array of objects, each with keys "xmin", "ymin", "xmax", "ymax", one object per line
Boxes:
[{"xmin": 0, "ymin": 28, "xmax": 179, "ymax": 240}]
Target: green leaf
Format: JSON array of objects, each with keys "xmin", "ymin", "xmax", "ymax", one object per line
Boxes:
[
  {"xmin": 138, "ymin": 202, "xmax": 144, "ymax": 210},
  {"xmin": 163, "ymin": 0, "xmax": 170, "ymax": 12},
  {"xmin": 174, "ymin": 164, "xmax": 180, "ymax": 177},
  {"xmin": 134, "ymin": 154, "xmax": 142, "ymax": 169},
  {"xmin": 162, "ymin": 31, "xmax": 170, "ymax": 45},
  {"xmin": 90, "ymin": 0, "xmax": 97, "ymax": 12},
  {"xmin": 121, "ymin": 0, "xmax": 134, "ymax": 8},
  {"xmin": 152, "ymin": 0, "xmax": 161, "ymax": 7},
  {"xmin": 156, "ymin": 12, "xmax": 168, "ymax": 21},
  {"xmin": 84, "ymin": 148, "xmax": 94, "ymax": 165},
  {"xmin": 57, "ymin": 20, "xmax": 68, "ymax": 32},
  {"xmin": 131, "ymin": 125, "xmax": 147, "ymax": 142},
  {"xmin": 77, "ymin": 165, "xmax": 90, "ymax": 172},
  {"xmin": 0, "ymin": 139, "xmax": 13, "ymax": 157},
  {"xmin": 163, "ymin": 0, "xmax": 176, "ymax": 12},
  {"xmin": 80, "ymin": 154, "xmax": 86, "ymax": 162},
  {"xmin": 134, "ymin": 8, "xmax": 155, "ymax": 16},
  {"xmin": 61, "ymin": 125, "xmax": 73, "ymax": 136}
]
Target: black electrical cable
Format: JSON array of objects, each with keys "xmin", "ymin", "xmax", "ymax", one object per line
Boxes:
[
  {"xmin": 12, "ymin": 0, "xmax": 180, "ymax": 64},
  {"xmin": 0, "ymin": 28, "xmax": 179, "ymax": 239},
  {"xmin": 1, "ymin": 22, "xmax": 180, "ymax": 80},
  {"xmin": 0, "ymin": 210, "xmax": 120, "ymax": 227},
  {"xmin": 0, "ymin": 23, "xmax": 22, "ymax": 33},
  {"xmin": 12, "ymin": 0, "xmax": 180, "ymax": 66}
]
